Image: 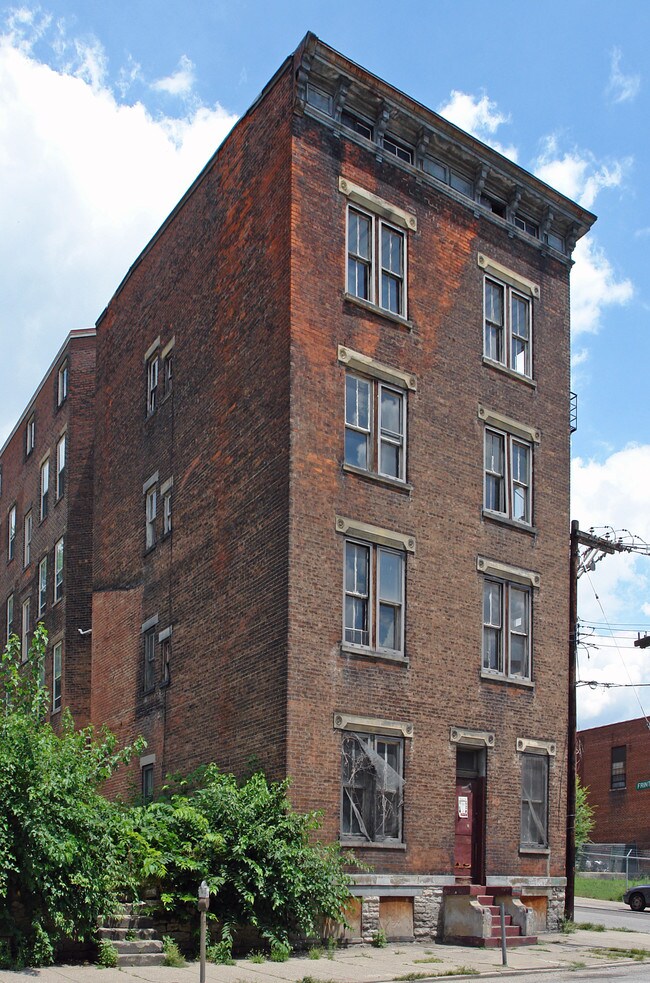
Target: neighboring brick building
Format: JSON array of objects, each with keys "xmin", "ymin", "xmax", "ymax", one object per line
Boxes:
[
  {"xmin": 578, "ymin": 716, "xmax": 650, "ymax": 852},
  {"xmin": 0, "ymin": 329, "xmax": 95, "ymax": 726},
  {"xmin": 5, "ymin": 34, "xmax": 596, "ymax": 940}
]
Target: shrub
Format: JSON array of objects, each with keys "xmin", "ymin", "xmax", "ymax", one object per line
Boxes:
[
  {"xmin": 162, "ymin": 935, "xmax": 185, "ymax": 967},
  {"xmin": 270, "ymin": 941, "xmax": 291, "ymax": 962},
  {"xmin": 371, "ymin": 928, "xmax": 387, "ymax": 948},
  {"xmin": 97, "ymin": 940, "xmax": 118, "ymax": 968}
]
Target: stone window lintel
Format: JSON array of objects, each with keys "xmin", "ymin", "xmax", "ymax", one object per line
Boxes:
[
  {"xmin": 478, "ymin": 405, "xmax": 540, "ymax": 444},
  {"xmin": 339, "ymin": 176, "xmax": 417, "ymax": 231},
  {"xmin": 338, "ymin": 345, "xmax": 417, "ymax": 391},
  {"xmin": 477, "ymin": 556, "xmax": 540, "ymax": 589},
  {"xmin": 478, "ymin": 253, "xmax": 540, "ymax": 299},
  {"xmin": 336, "ymin": 515, "xmax": 416, "ymax": 554},
  {"xmin": 334, "ymin": 712, "xmax": 413, "ymax": 738}
]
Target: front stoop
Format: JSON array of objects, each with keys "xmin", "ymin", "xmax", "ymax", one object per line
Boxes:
[
  {"xmin": 98, "ymin": 903, "xmax": 165, "ymax": 967},
  {"xmin": 442, "ymin": 885, "xmax": 537, "ymax": 948}
]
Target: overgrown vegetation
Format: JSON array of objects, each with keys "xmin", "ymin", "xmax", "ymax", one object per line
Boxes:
[
  {"xmin": 1, "ymin": 628, "xmax": 355, "ymax": 968},
  {"xmin": 574, "ymin": 875, "xmax": 646, "ymax": 902},
  {"xmin": 575, "ymin": 777, "xmax": 596, "ymax": 848},
  {"xmin": 0, "ymin": 627, "xmax": 142, "ymax": 967}
]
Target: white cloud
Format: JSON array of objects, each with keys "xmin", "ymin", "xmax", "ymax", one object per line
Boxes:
[
  {"xmin": 607, "ymin": 47, "xmax": 641, "ymax": 104},
  {"xmin": 437, "ymin": 90, "xmax": 518, "ymax": 161},
  {"xmin": 570, "ymin": 237, "xmax": 633, "ymax": 336},
  {"xmin": 151, "ymin": 54, "xmax": 195, "ymax": 97},
  {"xmin": 573, "ymin": 446, "xmax": 650, "ymax": 727},
  {"xmin": 534, "ymin": 135, "xmax": 631, "ymax": 210},
  {"xmin": 0, "ymin": 16, "xmax": 237, "ymax": 443}
]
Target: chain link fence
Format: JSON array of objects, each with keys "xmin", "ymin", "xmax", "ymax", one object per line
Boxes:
[{"xmin": 577, "ymin": 843, "xmax": 650, "ymax": 881}]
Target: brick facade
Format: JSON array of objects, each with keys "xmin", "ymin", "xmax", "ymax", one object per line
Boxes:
[
  {"xmin": 578, "ymin": 717, "xmax": 650, "ymax": 851},
  {"xmin": 3, "ymin": 34, "xmax": 596, "ymax": 938}
]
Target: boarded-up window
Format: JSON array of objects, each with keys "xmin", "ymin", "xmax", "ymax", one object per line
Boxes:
[{"xmin": 520, "ymin": 753, "xmax": 548, "ymax": 849}]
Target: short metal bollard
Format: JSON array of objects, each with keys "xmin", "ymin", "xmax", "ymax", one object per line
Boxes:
[
  {"xmin": 198, "ymin": 880, "xmax": 210, "ymax": 983},
  {"xmin": 500, "ymin": 903, "xmax": 507, "ymax": 966}
]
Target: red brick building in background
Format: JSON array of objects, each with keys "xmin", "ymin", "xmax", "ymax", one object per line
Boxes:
[
  {"xmin": 578, "ymin": 717, "xmax": 650, "ymax": 854},
  {"xmin": 0, "ymin": 329, "xmax": 95, "ymax": 726},
  {"xmin": 4, "ymin": 35, "xmax": 596, "ymax": 940}
]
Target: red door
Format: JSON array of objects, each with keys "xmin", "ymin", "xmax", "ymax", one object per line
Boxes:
[{"xmin": 454, "ymin": 778, "xmax": 485, "ymax": 883}]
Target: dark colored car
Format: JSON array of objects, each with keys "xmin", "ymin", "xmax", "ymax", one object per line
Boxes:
[{"xmin": 623, "ymin": 885, "xmax": 650, "ymax": 911}]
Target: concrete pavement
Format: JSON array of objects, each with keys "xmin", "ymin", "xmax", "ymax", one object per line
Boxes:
[{"xmin": 2, "ymin": 902, "xmax": 650, "ymax": 983}]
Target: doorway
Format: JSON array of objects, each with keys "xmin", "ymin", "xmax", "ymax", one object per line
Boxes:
[{"xmin": 454, "ymin": 747, "xmax": 486, "ymax": 884}]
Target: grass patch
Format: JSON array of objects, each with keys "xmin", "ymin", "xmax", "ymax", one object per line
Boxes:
[
  {"xmin": 568, "ymin": 961, "xmax": 587, "ymax": 971},
  {"xmin": 593, "ymin": 946, "xmax": 649, "ymax": 961},
  {"xmin": 574, "ymin": 875, "xmax": 646, "ymax": 903},
  {"xmin": 248, "ymin": 951, "xmax": 265, "ymax": 963},
  {"xmin": 561, "ymin": 919, "xmax": 577, "ymax": 934},
  {"xmin": 308, "ymin": 946, "xmax": 323, "ymax": 960},
  {"xmin": 394, "ymin": 971, "xmax": 478, "ymax": 980},
  {"xmin": 414, "ymin": 956, "xmax": 443, "ymax": 963},
  {"xmin": 613, "ymin": 926, "xmax": 637, "ymax": 933},
  {"xmin": 575, "ymin": 922, "xmax": 606, "ymax": 932}
]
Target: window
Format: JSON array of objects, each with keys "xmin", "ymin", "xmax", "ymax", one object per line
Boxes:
[
  {"xmin": 6, "ymin": 594, "xmax": 13, "ymax": 645},
  {"xmin": 23, "ymin": 511, "xmax": 32, "ymax": 567},
  {"xmin": 40, "ymin": 459, "xmax": 49, "ymax": 520},
  {"xmin": 611, "ymin": 746, "xmax": 626, "ymax": 790},
  {"xmin": 159, "ymin": 627, "xmax": 172, "ymax": 684},
  {"xmin": 484, "ymin": 429, "xmax": 531, "ymax": 524},
  {"xmin": 147, "ymin": 355, "xmax": 159, "ymax": 415},
  {"xmin": 57, "ymin": 359, "xmax": 68, "ymax": 406},
  {"xmin": 21, "ymin": 597, "xmax": 30, "ymax": 662},
  {"xmin": 344, "ymin": 540, "xmax": 405, "ymax": 655},
  {"xmin": 145, "ymin": 487, "xmax": 157, "ymax": 549},
  {"xmin": 52, "ymin": 641, "xmax": 62, "ymax": 712},
  {"xmin": 306, "ymin": 83, "xmax": 331, "ymax": 114},
  {"xmin": 8, "ymin": 506, "xmax": 16, "ymax": 561},
  {"xmin": 483, "ymin": 579, "xmax": 531, "ymax": 680},
  {"xmin": 347, "ymin": 207, "xmax": 406, "ymax": 318},
  {"xmin": 514, "ymin": 214, "xmax": 539, "ymax": 238},
  {"xmin": 341, "ymin": 731, "xmax": 404, "ymax": 843},
  {"xmin": 54, "ymin": 538, "xmax": 64, "ymax": 602},
  {"xmin": 38, "ymin": 557, "xmax": 47, "ymax": 616},
  {"xmin": 345, "ymin": 375, "xmax": 406, "ymax": 481},
  {"xmin": 520, "ymin": 753, "xmax": 548, "ymax": 849},
  {"xmin": 341, "ymin": 110, "xmax": 373, "ymax": 140},
  {"xmin": 144, "ymin": 629, "xmax": 156, "ymax": 691},
  {"xmin": 383, "ymin": 134, "xmax": 413, "ymax": 164},
  {"xmin": 56, "ymin": 435, "xmax": 66, "ymax": 500},
  {"xmin": 162, "ymin": 480, "xmax": 172, "ymax": 536},
  {"xmin": 546, "ymin": 231, "xmax": 565, "ymax": 253},
  {"xmin": 142, "ymin": 763, "xmax": 154, "ymax": 803},
  {"xmin": 484, "ymin": 277, "xmax": 532, "ymax": 377},
  {"xmin": 26, "ymin": 415, "xmax": 35, "ymax": 456},
  {"xmin": 421, "ymin": 156, "xmax": 473, "ymax": 197}
]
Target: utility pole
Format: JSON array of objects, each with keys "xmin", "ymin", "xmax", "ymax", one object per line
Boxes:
[{"xmin": 565, "ymin": 522, "xmax": 620, "ymax": 922}]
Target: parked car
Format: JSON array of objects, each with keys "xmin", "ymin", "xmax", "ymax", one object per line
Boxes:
[{"xmin": 623, "ymin": 885, "xmax": 650, "ymax": 911}]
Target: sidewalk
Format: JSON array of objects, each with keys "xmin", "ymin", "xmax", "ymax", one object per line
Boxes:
[{"xmin": 2, "ymin": 905, "xmax": 649, "ymax": 982}]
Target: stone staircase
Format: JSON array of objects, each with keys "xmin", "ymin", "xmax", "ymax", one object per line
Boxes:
[
  {"xmin": 97, "ymin": 903, "xmax": 165, "ymax": 967},
  {"xmin": 442, "ymin": 885, "xmax": 537, "ymax": 948}
]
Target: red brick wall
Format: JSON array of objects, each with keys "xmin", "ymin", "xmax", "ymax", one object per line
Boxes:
[
  {"xmin": 92, "ymin": 64, "xmax": 295, "ymax": 796},
  {"xmin": 578, "ymin": 717, "xmax": 650, "ymax": 850},
  {"xmin": 285, "ymin": 109, "xmax": 571, "ymax": 878},
  {"xmin": 0, "ymin": 332, "xmax": 95, "ymax": 726}
]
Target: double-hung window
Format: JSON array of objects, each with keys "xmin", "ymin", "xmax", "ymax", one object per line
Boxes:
[
  {"xmin": 147, "ymin": 355, "xmax": 159, "ymax": 415},
  {"xmin": 21, "ymin": 597, "xmax": 30, "ymax": 662},
  {"xmin": 611, "ymin": 745, "xmax": 626, "ymax": 790},
  {"xmin": 23, "ymin": 511, "xmax": 32, "ymax": 567},
  {"xmin": 57, "ymin": 360, "xmax": 68, "ymax": 406},
  {"xmin": 480, "ymin": 254, "xmax": 539, "ymax": 379},
  {"xmin": 56, "ymin": 435, "xmax": 66, "ymax": 500},
  {"xmin": 8, "ymin": 506, "xmax": 16, "ymax": 561},
  {"xmin": 145, "ymin": 487, "xmax": 157, "ymax": 549},
  {"xmin": 54, "ymin": 538, "xmax": 64, "ymax": 602},
  {"xmin": 338, "ymin": 516, "xmax": 415, "ymax": 658},
  {"xmin": 341, "ymin": 732, "xmax": 404, "ymax": 843},
  {"xmin": 483, "ymin": 579, "xmax": 531, "ymax": 680},
  {"xmin": 484, "ymin": 429, "xmax": 532, "ymax": 523},
  {"xmin": 520, "ymin": 752, "xmax": 548, "ymax": 850},
  {"xmin": 26, "ymin": 415, "xmax": 35, "ymax": 456},
  {"xmin": 161, "ymin": 478, "xmax": 173, "ymax": 536},
  {"xmin": 52, "ymin": 641, "xmax": 62, "ymax": 712},
  {"xmin": 39, "ymin": 557, "xmax": 47, "ymax": 616},
  {"xmin": 6, "ymin": 594, "xmax": 13, "ymax": 645},
  {"xmin": 341, "ymin": 178, "xmax": 416, "ymax": 321},
  {"xmin": 144, "ymin": 629, "xmax": 156, "ymax": 691},
  {"xmin": 40, "ymin": 459, "xmax": 49, "ymax": 520}
]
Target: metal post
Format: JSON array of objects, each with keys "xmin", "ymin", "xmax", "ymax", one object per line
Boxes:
[
  {"xmin": 198, "ymin": 880, "xmax": 210, "ymax": 983},
  {"xmin": 500, "ymin": 903, "xmax": 507, "ymax": 966},
  {"xmin": 565, "ymin": 519, "xmax": 579, "ymax": 922},
  {"xmin": 626, "ymin": 848, "xmax": 633, "ymax": 892}
]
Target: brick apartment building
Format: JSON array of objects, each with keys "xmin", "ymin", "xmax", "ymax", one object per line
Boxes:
[
  {"xmin": 4, "ymin": 35, "xmax": 596, "ymax": 940},
  {"xmin": 578, "ymin": 716, "xmax": 650, "ymax": 854},
  {"xmin": 0, "ymin": 329, "xmax": 95, "ymax": 725}
]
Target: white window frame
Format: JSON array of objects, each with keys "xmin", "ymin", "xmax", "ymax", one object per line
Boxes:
[
  {"xmin": 57, "ymin": 360, "xmax": 68, "ymax": 406},
  {"xmin": 40, "ymin": 458, "xmax": 49, "ymax": 520},
  {"xmin": 161, "ymin": 479, "xmax": 172, "ymax": 536},
  {"xmin": 8, "ymin": 506, "xmax": 16, "ymax": 561},
  {"xmin": 54, "ymin": 538, "xmax": 64, "ymax": 603},
  {"xmin": 341, "ymin": 730, "xmax": 405, "ymax": 844},
  {"xmin": 484, "ymin": 428, "xmax": 532, "ymax": 524},
  {"xmin": 482, "ymin": 578, "xmax": 531, "ymax": 681},
  {"xmin": 145, "ymin": 487, "xmax": 157, "ymax": 549},
  {"xmin": 343, "ymin": 538, "xmax": 406, "ymax": 656},
  {"xmin": 344, "ymin": 374, "xmax": 407, "ymax": 482},
  {"xmin": 26, "ymin": 415, "xmax": 35, "ymax": 456},
  {"xmin": 56, "ymin": 434, "xmax": 66, "ymax": 500},
  {"xmin": 143, "ymin": 629, "xmax": 156, "ymax": 691},
  {"xmin": 346, "ymin": 206, "xmax": 407, "ymax": 318},
  {"xmin": 38, "ymin": 556, "xmax": 47, "ymax": 616},
  {"xmin": 21, "ymin": 596, "xmax": 30, "ymax": 662},
  {"xmin": 52, "ymin": 641, "xmax": 62, "ymax": 712},
  {"xmin": 6, "ymin": 593, "xmax": 14, "ymax": 645},
  {"xmin": 23, "ymin": 511, "xmax": 32, "ymax": 567},
  {"xmin": 147, "ymin": 355, "xmax": 159, "ymax": 415}
]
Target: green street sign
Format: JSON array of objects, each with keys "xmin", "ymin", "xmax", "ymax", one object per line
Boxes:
[{"xmin": 636, "ymin": 779, "xmax": 650, "ymax": 791}]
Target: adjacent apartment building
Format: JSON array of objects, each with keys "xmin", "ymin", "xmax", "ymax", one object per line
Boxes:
[{"xmin": 5, "ymin": 34, "xmax": 596, "ymax": 940}]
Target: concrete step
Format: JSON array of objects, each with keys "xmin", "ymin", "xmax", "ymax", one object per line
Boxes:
[
  {"xmin": 117, "ymin": 953, "xmax": 166, "ymax": 967},
  {"xmin": 113, "ymin": 940, "xmax": 164, "ymax": 954},
  {"xmin": 484, "ymin": 935, "xmax": 538, "ymax": 948},
  {"xmin": 97, "ymin": 927, "xmax": 157, "ymax": 941},
  {"xmin": 490, "ymin": 924, "xmax": 520, "ymax": 937}
]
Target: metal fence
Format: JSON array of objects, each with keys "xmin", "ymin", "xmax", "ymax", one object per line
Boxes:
[{"xmin": 577, "ymin": 843, "xmax": 650, "ymax": 884}]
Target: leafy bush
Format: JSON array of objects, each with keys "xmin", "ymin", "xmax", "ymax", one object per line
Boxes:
[
  {"xmin": 371, "ymin": 928, "xmax": 387, "ymax": 948},
  {"xmin": 162, "ymin": 935, "xmax": 186, "ymax": 967},
  {"xmin": 206, "ymin": 939, "xmax": 234, "ymax": 964},
  {"xmin": 270, "ymin": 941, "xmax": 291, "ymax": 962},
  {"xmin": 0, "ymin": 627, "xmax": 143, "ymax": 966},
  {"xmin": 97, "ymin": 940, "xmax": 118, "ymax": 968}
]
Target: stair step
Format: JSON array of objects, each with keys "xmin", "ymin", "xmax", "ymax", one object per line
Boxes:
[
  {"xmin": 113, "ymin": 940, "xmax": 164, "ymax": 954},
  {"xmin": 490, "ymin": 924, "xmax": 520, "ymax": 937},
  {"xmin": 97, "ymin": 927, "xmax": 157, "ymax": 941},
  {"xmin": 484, "ymin": 935, "xmax": 538, "ymax": 948},
  {"xmin": 475, "ymin": 895, "xmax": 495, "ymax": 905},
  {"xmin": 117, "ymin": 953, "xmax": 166, "ymax": 967}
]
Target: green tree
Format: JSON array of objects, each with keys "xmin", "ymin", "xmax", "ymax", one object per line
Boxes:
[
  {"xmin": 0, "ymin": 626, "xmax": 142, "ymax": 966},
  {"xmin": 575, "ymin": 776, "xmax": 596, "ymax": 848}
]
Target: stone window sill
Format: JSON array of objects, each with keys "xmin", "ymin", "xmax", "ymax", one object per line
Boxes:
[
  {"xmin": 519, "ymin": 847, "xmax": 550, "ymax": 856},
  {"xmin": 482, "ymin": 356, "xmax": 537, "ymax": 389},
  {"xmin": 482, "ymin": 510, "xmax": 536, "ymax": 536},
  {"xmin": 344, "ymin": 293, "xmax": 413, "ymax": 331},
  {"xmin": 341, "ymin": 643, "xmax": 409, "ymax": 667},
  {"xmin": 341, "ymin": 838, "xmax": 406, "ymax": 851},
  {"xmin": 343, "ymin": 463, "xmax": 412, "ymax": 494},
  {"xmin": 480, "ymin": 670, "xmax": 534, "ymax": 690}
]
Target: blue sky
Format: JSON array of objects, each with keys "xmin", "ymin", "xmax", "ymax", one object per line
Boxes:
[{"xmin": 1, "ymin": 1, "xmax": 649, "ymax": 728}]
